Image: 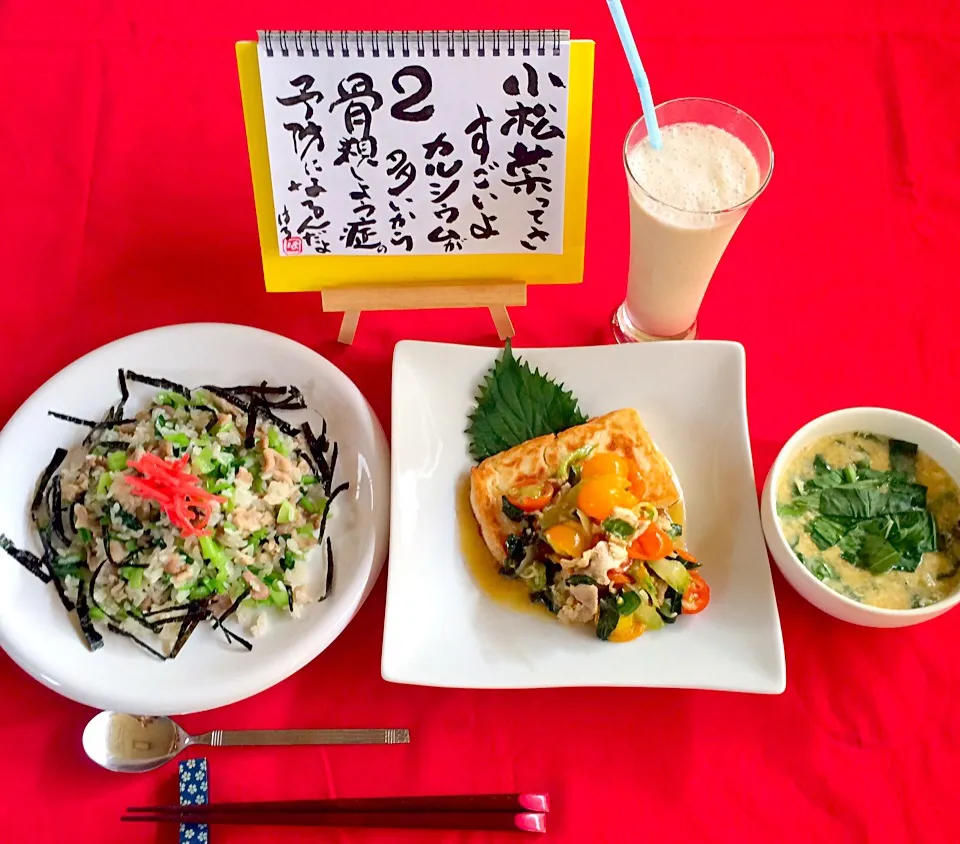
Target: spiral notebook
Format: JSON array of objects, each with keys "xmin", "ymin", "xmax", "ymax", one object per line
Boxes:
[{"xmin": 236, "ymin": 30, "xmax": 594, "ymax": 292}]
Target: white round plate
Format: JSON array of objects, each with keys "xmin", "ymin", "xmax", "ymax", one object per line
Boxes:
[{"xmin": 0, "ymin": 323, "xmax": 389, "ymax": 714}]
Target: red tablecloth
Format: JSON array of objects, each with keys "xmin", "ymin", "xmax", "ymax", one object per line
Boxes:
[{"xmin": 3, "ymin": 2, "xmax": 959, "ymax": 842}]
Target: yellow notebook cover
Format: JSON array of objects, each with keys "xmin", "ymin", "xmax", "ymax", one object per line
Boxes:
[{"xmin": 236, "ymin": 34, "xmax": 594, "ymax": 292}]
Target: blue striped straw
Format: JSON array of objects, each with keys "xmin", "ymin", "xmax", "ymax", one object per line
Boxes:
[{"xmin": 605, "ymin": 0, "xmax": 662, "ymax": 149}]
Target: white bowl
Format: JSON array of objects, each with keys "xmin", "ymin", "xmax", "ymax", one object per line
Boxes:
[
  {"xmin": 761, "ymin": 407, "xmax": 960, "ymax": 628},
  {"xmin": 0, "ymin": 324, "xmax": 390, "ymax": 714}
]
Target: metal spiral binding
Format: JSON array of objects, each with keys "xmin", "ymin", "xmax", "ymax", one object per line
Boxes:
[{"xmin": 259, "ymin": 30, "xmax": 568, "ymax": 60}]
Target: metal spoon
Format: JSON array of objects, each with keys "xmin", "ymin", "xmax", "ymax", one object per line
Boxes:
[{"xmin": 83, "ymin": 711, "xmax": 410, "ymax": 773}]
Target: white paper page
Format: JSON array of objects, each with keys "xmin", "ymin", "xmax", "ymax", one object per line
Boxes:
[{"xmin": 257, "ymin": 31, "xmax": 570, "ymax": 256}]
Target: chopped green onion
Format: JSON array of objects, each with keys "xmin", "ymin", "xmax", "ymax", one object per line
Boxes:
[
  {"xmin": 301, "ymin": 475, "xmax": 318, "ymax": 486},
  {"xmin": 267, "ymin": 426, "xmax": 289, "ymax": 456},
  {"xmin": 282, "ymin": 548, "xmax": 299, "ymax": 570},
  {"xmin": 192, "ymin": 446, "xmax": 216, "ymax": 476},
  {"xmin": 161, "ymin": 431, "xmax": 190, "ymax": 448},
  {"xmin": 88, "ymin": 607, "xmax": 106, "ymax": 620},
  {"xmin": 78, "ymin": 527, "xmax": 92, "ymax": 543},
  {"xmin": 211, "ymin": 480, "xmax": 234, "ymax": 494},
  {"xmin": 125, "ymin": 540, "xmax": 138, "ymax": 551},
  {"xmin": 199, "ymin": 536, "xmax": 227, "ymax": 566},
  {"xmin": 95, "ymin": 472, "xmax": 113, "ymax": 497},
  {"xmin": 301, "ymin": 495, "xmax": 327, "ymax": 515},
  {"xmin": 190, "ymin": 584, "xmax": 212, "ymax": 600},
  {"xmin": 119, "ymin": 567, "xmax": 144, "ymax": 589},
  {"xmin": 106, "ymin": 451, "xmax": 128, "ymax": 472},
  {"xmin": 156, "ymin": 390, "xmax": 190, "ymax": 408},
  {"xmin": 269, "ymin": 584, "xmax": 289, "ymax": 607},
  {"xmin": 277, "ymin": 500, "xmax": 295, "ymax": 524},
  {"xmin": 296, "ymin": 525, "xmax": 314, "ymax": 537},
  {"xmin": 638, "ymin": 504, "xmax": 658, "ymax": 522},
  {"xmin": 250, "ymin": 528, "xmax": 269, "ymax": 546}
]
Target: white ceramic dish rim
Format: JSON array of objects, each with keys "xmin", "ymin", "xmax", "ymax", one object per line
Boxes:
[
  {"xmin": 0, "ymin": 323, "xmax": 390, "ymax": 714},
  {"xmin": 384, "ymin": 339, "xmax": 785, "ymax": 692},
  {"xmin": 763, "ymin": 406, "xmax": 960, "ymax": 618}
]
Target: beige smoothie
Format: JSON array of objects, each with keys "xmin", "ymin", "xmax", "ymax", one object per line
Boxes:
[{"xmin": 624, "ymin": 122, "xmax": 761, "ymax": 338}]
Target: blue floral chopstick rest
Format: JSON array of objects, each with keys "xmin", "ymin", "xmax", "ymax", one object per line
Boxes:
[{"xmin": 179, "ymin": 758, "xmax": 209, "ymax": 844}]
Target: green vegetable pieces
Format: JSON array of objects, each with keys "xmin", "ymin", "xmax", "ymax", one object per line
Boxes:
[{"xmin": 782, "ymin": 443, "xmax": 937, "ymax": 574}]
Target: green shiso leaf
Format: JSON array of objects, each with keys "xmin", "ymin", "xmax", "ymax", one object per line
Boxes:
[{"xmin": 466, "ymin": 340, "xmax": 588, "ymax": 463}]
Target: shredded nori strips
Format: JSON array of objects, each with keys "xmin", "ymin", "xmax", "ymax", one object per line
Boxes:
[
  {"xmin": 106, "ymin": 623, "xmax": 168, "ymax": 660},
  {"xmin": 219, "ymin": 383, "xmax": 307, "ymax": 412},
  {"xmin": 210, "ymin": 589, "xmax": 254, "ymax": 650},
  {"xmin": 257, "ymin": 405, "xmax": 301, "ymax": 437},
  {"xmin": 0, "ymin": 534, "xmax": 51, "ymax": 582},
  {"xmin": 115, "ymin": 368, "xmax": 129, "ymax": 418},
  {"xmin": 48, "ymin": 411, "xmax": 96, "ymax": 427},
  {"xmin": 49, "ymin": 475, "xmax": 68, "ymax": 545},
  {"xmin": 75, "ymin": 580, "xmax": 104, "ymax": 652},
  {"xmin": 221, "ymin": 384, "xmax": 289, "ymax": 396},
  {"xmin": 301, "ymin": 421, "xmax": 334, "ymax": 488},
  {"xmin": 200, "ymin": 384, "xmax": 251, "ymax": 413},
  {"xmin": 317, "ymin": 482, "xmax": 349, "ymax": 553},
  {"xmin": 124, "ymin": 370, "xmax": 191, "ymax": 397},
  {"xmin": 169, "ymin": 602, "xmax": 211, "ymax": 659},
  {"xmin": 328, "ymin": 442, "xmax": 339, "ymax": 493},
  {"xmin": 244, "ymin": 395, "xmax": 261, "ymax": 449},
  {"xmin": 141, "ymin": 604, "xmax": 193, "ymax": 618},
  {"xmin": 322, "ymin": 536, "xmax": 334, "ymax": 600},
  {"xmin": 88, "ymin": 561, "xmax": 110, "ymax": 611},
  {"xmin": 102, "ymin": 535, "xmax": 116, "ymax": 564},
  {"xmin": 87, "ymin": 559, "xmax": 149, "ymax": 634},
  {"xmin": 88, "ymin": 417, "xmax": 138, "ymax": 432},
  {"xmin": 39, "ymin": 530, "xmax": 75, "ymax": 612},
  {"xmin": 31, "ymin": 447, "xmax": 67, "ymax": 513}
]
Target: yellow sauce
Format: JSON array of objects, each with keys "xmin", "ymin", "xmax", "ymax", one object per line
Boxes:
[
  {"xmin": 457, "ymin": 477, "xmax": 548, "ymax": 617},
  {"xmin": 457, "ymin": 477, "xmax": 687, "ymax": 638},
  {"xmin": 777, "ymin": 432, "xmax": 960, "ymax": 609}
]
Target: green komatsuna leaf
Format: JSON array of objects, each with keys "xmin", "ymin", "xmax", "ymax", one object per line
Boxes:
[
  {"xmin": 595, "ymin": 596, "xmax": 620, "ymax": 641},
  {"xmin": 888, "ymin": 510, "xmax": 937, "ymax": 571},
  {"xmin": 860, "ymin": 533, "xmax": 902, "ymax": 575},
  {"xmin": 601, "ymin": 517, "xmax": 635, "ymax": 540},
  {"xmin": 889, "ymin": 438, "xmax": 919, "ymax": 478},
  {"xmin": 808, "ymin": 516, "xmax": 847, "ymax": 550},
  {"xmin": 820, "ymin": 487, "xmax": 887, "ymax": 520},
  {"xmin": 778, "ymin": 500, "xmax": 810, "ymax": 519},
  {"xmin": 466, "ymin": 340, "xmax": 588, "ymax": 462}
]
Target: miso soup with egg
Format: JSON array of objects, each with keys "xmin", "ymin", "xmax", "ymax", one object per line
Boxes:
[{"xmin": 776, "ymin": 432, "xmax": 960, "ymax": 609}]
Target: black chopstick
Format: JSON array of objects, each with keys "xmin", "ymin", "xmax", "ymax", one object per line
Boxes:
[
  {"xmin": 128, "ymin": 792, "xmax": 549, "ymax": 814},
  {"xmin": 123, "ymin": 809, "xmax": 546, "ymax": 832}
]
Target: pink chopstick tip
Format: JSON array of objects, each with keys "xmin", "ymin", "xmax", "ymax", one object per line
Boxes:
[
  {"xmin": 518, "ymin": 793, "xmax": 549, "ymax": 813},
  {"xmin": 514, "ymin": 813, "xmax": 547, "ymax": 833}
]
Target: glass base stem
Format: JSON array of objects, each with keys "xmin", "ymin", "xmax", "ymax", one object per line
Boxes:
[{"xmin": 612, "ymin": 303, "xmax": 698, "ymax": 343}]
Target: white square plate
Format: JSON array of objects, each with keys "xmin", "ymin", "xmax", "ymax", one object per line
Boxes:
[{"xmin": 383, "ymin": 341, "xmax": 785, "ymax": 693}]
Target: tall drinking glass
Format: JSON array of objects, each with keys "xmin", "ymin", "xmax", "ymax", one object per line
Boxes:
[{"xmin": 612, "ymin": 98, "xmax": 773, "ymax": 343}]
